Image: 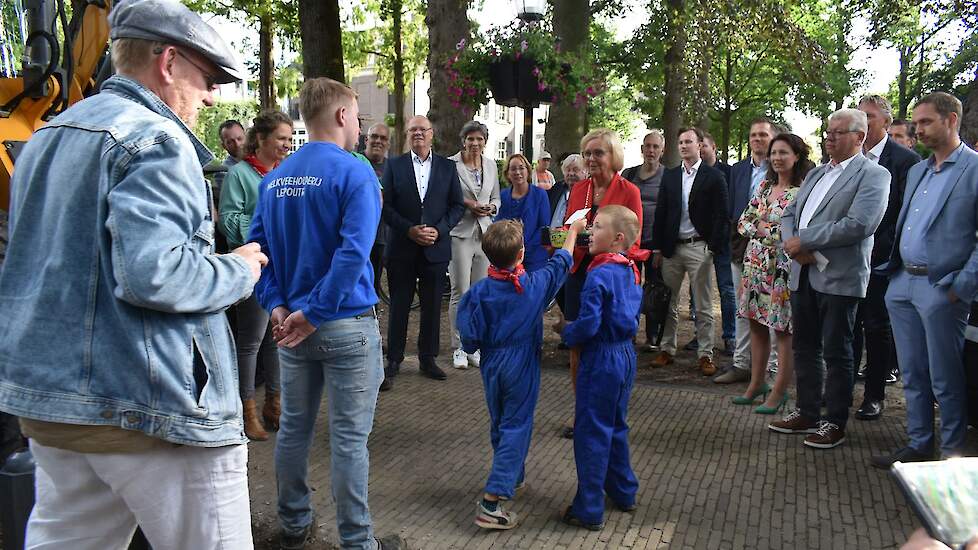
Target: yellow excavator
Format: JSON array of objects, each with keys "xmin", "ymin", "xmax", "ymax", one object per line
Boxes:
[{"xmin": 0, "ymin": 0, "xmax": 113, "ymax": 215}]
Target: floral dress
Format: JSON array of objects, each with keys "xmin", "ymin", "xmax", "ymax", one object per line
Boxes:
[{"xmin": 737, "ymin": 180, "xmax": 798, "ymax": 333}]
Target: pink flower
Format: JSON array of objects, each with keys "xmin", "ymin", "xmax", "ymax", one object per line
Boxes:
[
  {"xmin": 466, "ymin": 87, "xmax": 476, "ymax": 96},
  {"xmin": 537, "ymin": 82, "xmax": 547, "ymax": 91},
  {"xmin": 456, "ymin": 38, "xmax": 466, "ymax": 50},
  {"xmin": 586, "ymin": 86, "xmax": 596, "ymax": 96},
  {"xmin": 520, "ymin": 40, "xmax": 528, "ymax": 51},
  {"xmin": 531, "ymin": 67, "xmax": 540, "ymax": 77}
]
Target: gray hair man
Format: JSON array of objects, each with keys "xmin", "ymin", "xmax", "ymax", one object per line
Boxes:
[
  {"xmin": 770, "ymin": 107, "xmax": 890, "ymax": 450},
  {"xmin": 0, "ymin": 0, "xmax": 267, "ymax": 547}
]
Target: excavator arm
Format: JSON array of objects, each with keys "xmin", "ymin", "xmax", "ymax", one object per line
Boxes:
[{"xmin": 0, "ymin": 0, "xmax": 112, "ymax": 213}]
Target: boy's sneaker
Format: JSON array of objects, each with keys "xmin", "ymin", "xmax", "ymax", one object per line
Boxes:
[
  {"xmin": 475, "ymin": 500, "xmax": 518, "ymax": 530},
  {"xmin": 768, "ymin": 410, "xmax": 819, "ymax": 434},
  {"xmin": 453, "ymin": 348, "xmax": 469, "ymax": 369},
  {"xmin": 468, "ymin": 350, "xmax": 481, "ymax": 368}
]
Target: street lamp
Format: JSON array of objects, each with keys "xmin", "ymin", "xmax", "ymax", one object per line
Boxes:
[{"xmin": 515, "ymin": 0, "xmax": 545, "ymax": 23}]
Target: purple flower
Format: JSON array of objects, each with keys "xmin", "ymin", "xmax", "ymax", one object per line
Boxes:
[
  {"xmin": 520, "ymin": 40, "xmax": 528, "ymax": 51},
  {"xmin": 456, "ymin": 38, "xmax": 466, "ymax": 50},
  {"xmin": 586, "ymin": 86, "xmax": 596, "ymax": 96},
  {"xmin": 466, "ymin": 87, "xmax": 476, "ymax": 96},
  {"xmin": 537, "ymin": 82, "xmax": 547, "ymax": 91},
  {"xmin": 531, "ymin": 67, "xmax": 540, "ymax": 77}
]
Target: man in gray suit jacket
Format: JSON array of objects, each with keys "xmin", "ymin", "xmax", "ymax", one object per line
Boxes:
[
  {"xmin": 872, "ymin": 93, "xmax": 978, "ymax": 468},
  {"xmin": 768, "ymin": 108, "xmax": 890, "ymax": 450}
]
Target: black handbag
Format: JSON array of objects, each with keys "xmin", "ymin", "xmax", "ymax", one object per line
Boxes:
[{"xmin": 642, "ymin": 274, "xmax": 671, "ymax": 324}]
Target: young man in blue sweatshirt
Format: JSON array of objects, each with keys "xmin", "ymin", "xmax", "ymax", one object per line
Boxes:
[{"xmin": 248, "ymin": 78, "xmax": 401, "ymax": 550}]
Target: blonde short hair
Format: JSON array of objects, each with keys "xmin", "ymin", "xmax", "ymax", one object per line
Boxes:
[
  {"xmin": 580, "ymin": 128, "xmax": 625, "ymax": 172},
  {"xmin": 597, "ymin": 205, "xmax": 639, "ymax": 246},
  {"xmin": 111, "ymin": 38, "xmax": 165, "ymax": 76},
  {"xmin": 299, "ymin": 77, "xmax": 357, "ymax": 125}
]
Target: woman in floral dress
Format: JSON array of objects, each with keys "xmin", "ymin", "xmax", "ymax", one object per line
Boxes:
[{"xmin": 732, "ymin": 133, "xmax": 814, "ymax": 413}]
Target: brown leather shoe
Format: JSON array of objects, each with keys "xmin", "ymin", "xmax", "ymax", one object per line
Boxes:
[
  {"xmin": 650, "ymin": 351, "xmax": 673, "ymax": 368},
  {"xmin": 243, "ymin": 398, "xmax": 269, "ymax": 441},
  {"xmin": 262, "ymin": 391, "xmax": 281, "ymax": 431},
  {"xmin": 698, "ymin": 356, "xmax": 717, "ymax": 376}
]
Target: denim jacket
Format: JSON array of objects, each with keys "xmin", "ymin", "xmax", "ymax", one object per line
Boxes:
[{"xmin": 0, "ymin": 76, "xmax": 254, "ymax": 446}]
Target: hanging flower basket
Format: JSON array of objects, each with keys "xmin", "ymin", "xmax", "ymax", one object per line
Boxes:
[{"xmin": 443, "ymin": 22, "xmax": 600, "ymax": 114}]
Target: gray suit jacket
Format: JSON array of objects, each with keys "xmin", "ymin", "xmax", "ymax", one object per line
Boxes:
[
  {"xmin": 780, "ymin": 154, "xmax": 890, "ymax": 298},
  {"xmin": 448, "ymin": 152, "xmax": 501, "ymax": 239}
]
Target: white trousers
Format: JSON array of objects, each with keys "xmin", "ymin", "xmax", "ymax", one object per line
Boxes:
[
  {"xmin": 661, "ymin": 241, "xmax": 715, "ymax": 358},
  {"xmin": 448, "ymin": 234, "xmax": 490, "ymax": 349},
  {"xmin": 27, "ymin": 441, "xmax": 253, "ymax": 550},
  {"xmin": 731, "ymin": 261, "xmax": 778, "ymax": 371}
]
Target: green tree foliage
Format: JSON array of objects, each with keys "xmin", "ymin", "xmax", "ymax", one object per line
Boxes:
[{"xmin": 194, "ymin": 100, "xmax": 259, "ymax": 160}]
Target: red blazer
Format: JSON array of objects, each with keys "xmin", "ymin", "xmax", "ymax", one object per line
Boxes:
[{"xmin": 563, "ymin": 173, "xmax": 648, "ymax": 272}]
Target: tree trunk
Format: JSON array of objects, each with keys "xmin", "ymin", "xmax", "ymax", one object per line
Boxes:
[
  {"xmin": 661, "ymin": 0, "xmax": 687, "ymax": 168},
  {"xmin": 898, "ymin": 46, "xmax": 910, "ymax": 119},
  {"xmin": 426, "ymin": 0, "xmax": 471, "ymax": 156},
  {"xmin": 961, "ymin": 73, "xmax": 978, "ymax": 148},
  {"xmin": 718, "ymin": 48, "xmax": 734, "ymax": 161},
  {"xmin": 299, "ymin": 0, "xmax": 345, "ymax": 81},
  {"xmin": 545, "ymin": 0, "xmax": 590, "ymax": 177},
  {"xmin": 391, "ymin": 0, "xmax": 406, "ymax": 154},
  {"xmin": 258, "ymin": 14, "xmax": 276, "ymax": 109}
]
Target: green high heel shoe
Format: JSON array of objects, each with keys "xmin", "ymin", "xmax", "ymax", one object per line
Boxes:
[
  {"xmin": 754, "ymin": 393, "xmax": 789, "ymax": 414},
  {"xmin": 732, "ymin": 383, "xmax": 770, "ymax": 405}
]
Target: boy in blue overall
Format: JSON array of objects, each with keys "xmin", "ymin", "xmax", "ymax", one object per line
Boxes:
[
  {"xmin": 458, "ymin": 218, "xmax": 587, "ymax": 529},
  {"xmin": 561, "ymin": 205, "xmax": 644, "ymax": 530}
]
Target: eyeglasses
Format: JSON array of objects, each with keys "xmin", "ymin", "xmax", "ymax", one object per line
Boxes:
[
  {"xmin": 582, "ymin": 149, "xmax": 607, "ymax": 159},
  {"xmin": 175, "ymin": 50, "xmax": 218, "ymax": 90},
  {"xmin": 823, "ymin": 130, "xmax": 858, "ymax": 138}
]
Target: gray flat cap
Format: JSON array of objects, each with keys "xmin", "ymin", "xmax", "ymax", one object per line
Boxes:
[{"xmin": 109, "ymin": 0, "xmax": 244, "ymax": 84}]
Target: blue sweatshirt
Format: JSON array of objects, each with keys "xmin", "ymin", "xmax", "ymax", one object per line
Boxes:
[
  {"xmin": 497, "ymin": 185, "xmax": 551, "ymax": 272},
  {"xmin": 249, "ymin": 142, "xmax": 380, "ymax": 327}
]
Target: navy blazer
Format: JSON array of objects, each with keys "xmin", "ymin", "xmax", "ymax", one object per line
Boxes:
[
  {"xmin": 728, "ymin": 158, "xmax": 757, "ymax": 221},
  {"xmin": 650, "ymin": 162, "xmax": 729, "ymax": 258},
  {"xmin": 871, "ymin": 138, "xmax": 921, "ymax": 266},
  {"xmin": 878, "ymin": 144, "xmax": 978, "ymax": 302},
  {"xmin": 382, "ymin": 152, "xmax": 465, "ymax": 263}
]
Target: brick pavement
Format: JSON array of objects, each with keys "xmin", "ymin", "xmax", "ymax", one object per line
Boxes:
[{"xmin": 245, "ymin": 306, "xmax": 938, "ymax": 549}]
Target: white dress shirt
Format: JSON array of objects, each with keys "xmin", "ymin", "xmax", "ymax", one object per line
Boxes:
[
  {"xmin": 799, "ymin": 153, "xmax": 859, "ymax": 229},
  {"xmin": 679, "ymin": 159, "xmax": 701, "ymax": 239},
  {"xmin": 864, "ymin": 135, "xmax": 887, "ymax": 164},
  {"xmin": 412, "ymin": 150, "xmax": 433, "ymax": 201}
]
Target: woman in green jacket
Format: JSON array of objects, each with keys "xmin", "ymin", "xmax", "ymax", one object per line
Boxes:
[{"xmin": 218, "ymin": 109, "xmax": 293, "ymax": 440}]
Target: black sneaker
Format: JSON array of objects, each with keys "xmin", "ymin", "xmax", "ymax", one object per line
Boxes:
[
  {"xmin": 280, "ymin": 513, "xmax": 315, "ymax": 550},
  {"xmin": 560, "ymin": 506, "xmax": 603, "ymax": 531},
  {"xmin": 870, "ymin": 446, "xmax": 935, "ymax": 469}
]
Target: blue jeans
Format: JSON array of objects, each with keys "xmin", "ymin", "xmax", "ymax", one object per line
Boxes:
[
  {"xmin": 689, "ymin": 249, "xmax": 736, "ymax": 341},
  {"xmin": 275, "ymin": 313, "xmax": 383, "ymax": 550}
]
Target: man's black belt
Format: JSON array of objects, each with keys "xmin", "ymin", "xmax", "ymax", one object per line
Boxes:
[
  {"xmin": 678, "ymin": 236, "xmax": 705, "ymax": 245},
  {"xmin": 904, "ymin": 263, "xmax": 929, "ymax": 276}
]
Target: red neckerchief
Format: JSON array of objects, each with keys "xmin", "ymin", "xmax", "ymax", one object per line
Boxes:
[
  {"xmin": 488, "ymin": 264, "xmax": 527, "ymax": 294},
  {"xmin": 588, "ymin": 252, "xmax": 640, "ymax": 284},
  {"xmin": 244, "ymin": 154, "xmax": 275, "ymax": 177}
]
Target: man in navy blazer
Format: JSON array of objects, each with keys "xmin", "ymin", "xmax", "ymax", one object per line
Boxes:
[
  {"xmin": 381, "ymin": 115, "xmax": 465, "ymax": 389},
  {"xmin": 852, "ymin": 95, "xmax": 921, "ymax": 421},
  {"xmin": 872, "ymin": 93, "xmax": 978, "ymax": 468}
]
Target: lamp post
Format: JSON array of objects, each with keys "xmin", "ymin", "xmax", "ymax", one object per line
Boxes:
[{"xmin": 514, "ymin": 0, "xmax": 545, "ymax": 164}]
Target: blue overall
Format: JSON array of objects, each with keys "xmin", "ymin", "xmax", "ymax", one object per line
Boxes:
[
  {"xmin": 457, "ymin": 250, "xmax": 573, "ymax": 498},
  {"xmin": 562, "ymin": 262, "xmax": 643, "ymax": 524}
]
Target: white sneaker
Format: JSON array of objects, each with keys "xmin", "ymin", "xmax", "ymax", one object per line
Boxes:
[
  {"xmin": 453, "ymin": 348, "xmax": 469, "ymax": 369},
  {"xmin": 468, "ymin": 350, "xmax": 481, "ymax": 368}
]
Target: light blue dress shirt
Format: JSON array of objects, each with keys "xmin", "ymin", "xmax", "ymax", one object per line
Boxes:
[{"xmin": 900, "ymin": 143, "xmax": 967, "ymax": 265}]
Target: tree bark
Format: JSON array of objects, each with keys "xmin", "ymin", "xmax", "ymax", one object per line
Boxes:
[
  {"xmin": 898, "ymin": 46, "xmax": 909, "ymax": 119},
  {"xmin": 258, "ymin": 13, "xmax": 276, "ymax": 109},
  {"xmin": 661, "ymin": 0, "xmax": 687, "ymax": 168},
  {"xmin": 300, "ymin": 0, "xmax": 345, "ymax": 82},
  {"xmin": 426, "ymin": 0, "xmax": 471, "ymax": 156},
  {"xmin": 545, "ymin": 0, "xmax": 590, "ymax": 177},
  {"xmin": 391, "ymin": 0, "xmax": 406, "ymax": 154},
  {"xmin": 962, "ymin": 74, "xmax": 978, "ymax": 148}
]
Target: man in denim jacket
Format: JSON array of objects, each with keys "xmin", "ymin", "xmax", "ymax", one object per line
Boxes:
[{"xmin": 0, "ymin": 0, "xmax": 266, "ymax": 547}]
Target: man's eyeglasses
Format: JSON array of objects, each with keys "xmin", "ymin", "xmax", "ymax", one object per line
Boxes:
[
  {"xmin": 823, "ymin": 130, "xmax": 857, "ymax": 138},
  {"xmin": 176, "ymin": 50, "xmax": 218, "ymax": 90},
  {"xmin": 368, "ymin": 133, "xmax": 390, "ymax": 141}
]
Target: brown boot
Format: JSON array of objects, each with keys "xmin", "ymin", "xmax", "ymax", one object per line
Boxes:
[
  {"xmin": 262, "ymin": 391, "xmax": 281, "ymax": 431},
  {"xmin": 243, "ymin": 398, "xmax": 269, "ymax": 441}
]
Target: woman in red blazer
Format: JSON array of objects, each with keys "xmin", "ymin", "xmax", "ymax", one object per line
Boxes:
[{"xmin": 560, "ymin": 128, "xmax": 647, "ymax": 438}]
